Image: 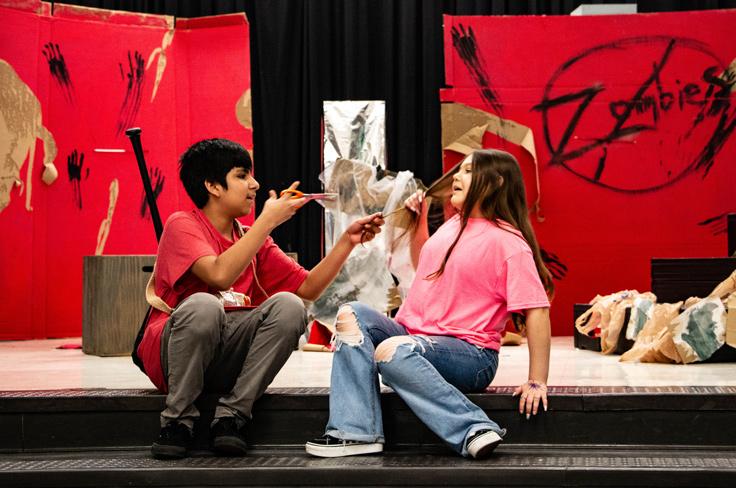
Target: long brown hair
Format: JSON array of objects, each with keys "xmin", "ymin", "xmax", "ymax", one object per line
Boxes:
[{"xmin": 426, "ymin": 149, "xmax": 554, "ymax": 297}]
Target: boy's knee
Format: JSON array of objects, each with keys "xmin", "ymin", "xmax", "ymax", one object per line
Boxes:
[
  {"xmin": 269, "ymin": 292, "xmax": 307, "ymax": 334},
  {"xmin": 270, "ymin": 291, "xmax": 305, "ymax": 310},
  {"xmin": 172, "ymin": 293, "xmax": 224, "ymax": 338},
  {"xmin": 179, "ymin": 292, "xmax": 222, "ymax": 315},
  {"xmin": 375, "ymin": 336, "xmax": 416, "ymax": 363}
]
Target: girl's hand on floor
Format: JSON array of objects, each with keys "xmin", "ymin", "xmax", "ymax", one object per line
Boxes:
[{"xmin": 512, "ymin": 380, "xmax": 548, "ymax": 419}]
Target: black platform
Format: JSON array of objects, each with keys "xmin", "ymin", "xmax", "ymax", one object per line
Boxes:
[
  {"xmin": 1, "ymin": 386, "xmax": 735, "ymax": 486},
  {"xmin": 2, "ymin": 445, "xmax": 735, "ymax": 487},
  {"xmin": 651, "ymin": 257, "xmax": 736, "ymax": 303}
]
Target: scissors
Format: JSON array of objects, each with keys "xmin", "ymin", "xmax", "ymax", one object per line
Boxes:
[{"xmin": 280, "ymin": 189, "xmax": 338, "ymax": 202}]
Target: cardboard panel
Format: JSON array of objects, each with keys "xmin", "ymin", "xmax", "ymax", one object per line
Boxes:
[
  {"xmin": 443, "ymin": 11, "xmax": 736, "ymax": 335},
  {"xmin": 0, "ymin": 2, "xmax": 251, "ymax": 339}
]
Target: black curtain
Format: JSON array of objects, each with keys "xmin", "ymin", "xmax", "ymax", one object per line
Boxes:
[
  {"xmin": 246, "ymin": 0, "xmax": 445, "ymax": 264},
  {"xmin": 61, "ymin": 0, "xmax": 736, "ymax": 266}
]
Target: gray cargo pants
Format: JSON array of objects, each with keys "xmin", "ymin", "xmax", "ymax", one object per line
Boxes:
[{"xmin": 160, "ymin": 291, "xmax": 307, "ymax": 429}]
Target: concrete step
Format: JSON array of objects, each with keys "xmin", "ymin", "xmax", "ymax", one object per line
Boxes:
[{"xmin": 2, "ymin": 386, "xmax": 735, "ymax": 452}]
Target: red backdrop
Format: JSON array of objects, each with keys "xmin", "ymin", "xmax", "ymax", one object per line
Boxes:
[
  {"xmin": 442, "ymin": 11, "xmax": 736, "ymax": 336},
  {"xmin": 2, "ymin": 5, "xmax": 733, "ymax": 340},
  {"xmin": 0, "ymin": 2, "xmax": 251, "ymax": 339}
]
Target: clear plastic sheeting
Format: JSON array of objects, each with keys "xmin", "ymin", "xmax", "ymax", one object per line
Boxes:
[
  {"xmin": 322, "ymin": 101, "xmax": 386, "ymax": 185},
  {"xmin": 310, "ymin": 158, "xmax": 419, "ymax": 325}
]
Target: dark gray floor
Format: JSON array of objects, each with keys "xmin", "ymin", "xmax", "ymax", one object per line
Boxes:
[{"xmin": 1, "ymin": 446, "xmax": 735, "ymax": 487}]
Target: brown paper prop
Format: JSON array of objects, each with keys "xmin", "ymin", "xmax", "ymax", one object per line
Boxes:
[
  {"xmin": 95, "ymin": 179, "xmax": 119, "ymax": 255},
  {"xmin": 575, "ymin": 290, "xmax": 656, "ymax": 355},
  {"xmin": 236, "ymin": 88, "xmax": 252, "ymax": 130},
  {"xmin": 623, "ymin": 295, "xmax": 656, "ymax": 341},
  {"xmin": 441, "ymin": 102, "xmax": 541, "ymax": 219},
  {"xmin": 622, "ymin": 269, "xmax": 736, "ymax": 363},
  {"xmin": 620, "ymin": 302, "xmax": 684, "ymax": 363},
  {"xmin": 668, "ymin": 269, "xmax": 736, "ymax": 363},
  {"xmin": 146, "ymin": 23, "xmax": 175, "ymax": 102},
  {"xmin": 0, "ymin": 59, "xmax": 58, "ymax": 212},
  {"xmin": 708, "ymin": 269, "xmax": 736, "ymax": 349},
  {"xmin": 670, "ymin": 296, "xmax": 726, "ymax": 363}
]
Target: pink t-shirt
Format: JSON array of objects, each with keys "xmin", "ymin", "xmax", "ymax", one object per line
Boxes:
[
  {"xmin": 137, "ymin": 209, "xmax": 308, "ymax": 392},
  {"xmin": 395, "ymin": 215, "xmax": 549, "ymax": 351}
]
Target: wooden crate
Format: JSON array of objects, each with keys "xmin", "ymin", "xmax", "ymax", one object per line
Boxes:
[{"xmin": 83, "ymin": 255, "xmax": 155, "ymax": 356}]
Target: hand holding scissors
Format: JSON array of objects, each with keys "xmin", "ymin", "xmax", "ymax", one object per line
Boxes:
[
  {"xmin": 260, "ymin": 182, "xmax": 306, "ymax": 228},
  {"xmin": 280, "ymin": 189, "xmax": 338, "ymax": 202}
]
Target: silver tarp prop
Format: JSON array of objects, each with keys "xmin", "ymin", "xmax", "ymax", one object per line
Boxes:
[
  {"xmin": 310, "ymin": 101, "xmax": 418, "ymax": 326},
  {"xmin": 322, "ymin": 101, "xmax": 386, "ymax": 185}
]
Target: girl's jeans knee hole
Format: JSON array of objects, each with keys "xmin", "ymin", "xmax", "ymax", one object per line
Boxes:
[{"xmin": 334, "ymin": 306, "xmax": 364, "ymax": 347}]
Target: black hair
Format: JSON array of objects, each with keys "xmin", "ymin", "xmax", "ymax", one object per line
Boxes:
[{"xmin": 178, "ymin": 138, "xmax": 252, "ymax": 208}]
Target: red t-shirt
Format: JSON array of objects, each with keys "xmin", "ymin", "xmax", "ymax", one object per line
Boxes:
[{"xmin": 137, "ymin": 209, "xmax": 308, "ymax": 392}]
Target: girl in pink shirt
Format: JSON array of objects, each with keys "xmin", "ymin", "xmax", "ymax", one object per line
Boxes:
[{"xmin": 306, "ymin": 149, "xmax": 553, "ymax": 459}]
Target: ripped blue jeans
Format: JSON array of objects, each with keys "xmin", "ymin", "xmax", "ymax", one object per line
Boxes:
[{"xmin": 324, "ymin": 302, "xmax": 504, "ymax": 456}]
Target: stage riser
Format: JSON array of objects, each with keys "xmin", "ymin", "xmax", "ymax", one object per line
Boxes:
[
  {"xmin": 3, "ymin": 468, "xmax": 733, "ymax": 488},
  {"xmin": 1, "ymin": 448, "xmax": 735, "ymax": 488},
  {"xmin": 1, "ymin": 391, "xmax": 735, "ymax": 451}
]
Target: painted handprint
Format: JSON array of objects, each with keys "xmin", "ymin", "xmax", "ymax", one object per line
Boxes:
[
  {"xmin": 42, "ymin": 42, "xmax": 74, "ymax": 103},
  {"xmin": 67, "ymin": 150, "xmax": 88, "ymax": 209},
  {"xmin": 117, "ymin": 50, "xmax": 146, "ymax": 135}
]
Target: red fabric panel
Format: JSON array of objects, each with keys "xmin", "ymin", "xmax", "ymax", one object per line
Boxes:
[
  {"xmin": 443, "ymin": 11, "xmax": 736, "ymax": 336},
  {"xmin": 0, "ymin": 3, "xmax": 251, "ymax": 339}
]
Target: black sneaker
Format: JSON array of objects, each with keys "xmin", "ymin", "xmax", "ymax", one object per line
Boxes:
[
  {"xmin": 305, "ymin": 435, "xmax": 383, "ymax": 458},
  {"xmin": 151, "ymin": 421, "xmax": 192, "ymax": 459},
  {"xmin": 466, "ymin": 429, "xmax": 503, "ymax": 459},
  {"xmin": 211, "ymin": 417, "xmax": 248, "ymax": 456}
]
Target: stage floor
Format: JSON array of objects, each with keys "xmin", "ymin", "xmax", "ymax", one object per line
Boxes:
[{"xmin": 0, "ymin": 336, "xmax": 734, "ymax": 391}]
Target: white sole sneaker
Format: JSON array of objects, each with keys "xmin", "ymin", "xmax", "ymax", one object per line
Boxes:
[
  {"xmin": 305, "ymin": 440, "xmax": 384, "ymax": 458},
  {"xmin": 466, "ymin": 430, "xmax": 503, "ymax": 459}
]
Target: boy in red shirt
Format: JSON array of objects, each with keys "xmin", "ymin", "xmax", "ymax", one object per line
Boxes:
[{"xmin": 138, "ymin": 138, "xmax": 383, "ymax": 459}]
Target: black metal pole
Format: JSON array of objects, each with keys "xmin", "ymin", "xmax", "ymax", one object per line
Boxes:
[{"xmin": 125, "ymin": 127, "xmax": 164, "ymax": 242}]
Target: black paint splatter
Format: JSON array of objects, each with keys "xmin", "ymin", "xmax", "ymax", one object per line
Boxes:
[
  {"xmin": 697, "ymin": 212, "xmax": 732, "ymax": 236},
  {"xmin": 140, "ymin": 166, "xmax": 165, "ymax": 218},
  {"xmin": 689, "ymin": 71, "xmax": 736, "ymax": 179},
  {"xmin": 532, "ymin": 36, "xmax": 736, "ymax": 194},
  {"xmin": 67, "ymin": 150, "xmax": 87, "ymax": 209},
  {"xmin": 117, "ymin": 50, "xmax": 145, "ymax": 136},
  {"xmin": 541, "ymin": 248, "xmax": 568, "ymax": 281},
  {"xmin": 42, "ymin": 43, "xmax": 74, "ymax": 103},
  {"xmin": 451, "ymin": 24, "xmax": 503, "ymax": 114}
]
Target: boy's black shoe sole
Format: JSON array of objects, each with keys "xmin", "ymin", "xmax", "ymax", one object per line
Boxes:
[
  {"xmin": 212, "ymin": 435, "xmax": 248, "ymax": 456},
  {"xmin": 151, "ymin": 421, "xmax": 192, "ymax": 459},
  {"xmin": 151, "ymin": 442, "xmax": 188, "ymax": 459},
  {"xmin": 211, "ymin": 417, "xmax": 248, "ymax": 456}
]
